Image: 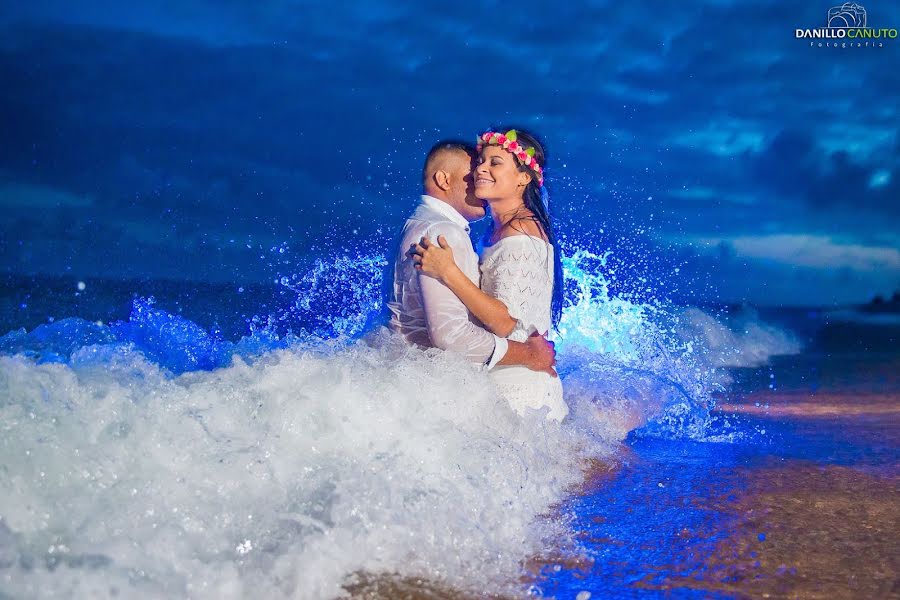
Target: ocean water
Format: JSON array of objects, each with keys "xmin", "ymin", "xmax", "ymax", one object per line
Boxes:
[{"xmin": 0, "ymin": 254, "xmax": 888, "ymax": 599}]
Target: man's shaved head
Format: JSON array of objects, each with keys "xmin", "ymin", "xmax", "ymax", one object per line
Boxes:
[
  {"xmin": 422, "ymin": 141, "xmax": 475, "ymax": 185},
  {"xmin": 420, "ymin": 140, "xmax": 484, "ymax": 222}
]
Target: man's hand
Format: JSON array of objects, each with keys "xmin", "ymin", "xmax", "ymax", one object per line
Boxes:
[{"xmin": 524, "ymin": 331, "xmax": 558, "ymax": 378}]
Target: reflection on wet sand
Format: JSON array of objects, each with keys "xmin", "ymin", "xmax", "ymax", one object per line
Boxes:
[
  {"xmin": 668, "ymin": 379, "xmax": 900, "ymax": 599},
  {"xmin": 721, "ymin": 392, "xmax": 900, "ymax": 418},
  {"xmin": 533, "ymin": 353, "xmax": 900, "ymax": 598},
  {"xmin": 649, "ymin": 462, "xmax": 899, "ymax": 599}
]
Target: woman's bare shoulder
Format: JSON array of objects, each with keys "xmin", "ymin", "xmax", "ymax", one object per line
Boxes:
[{"xmin": 497, "ymin": 215, "xmax": 548, "ymax": 241}]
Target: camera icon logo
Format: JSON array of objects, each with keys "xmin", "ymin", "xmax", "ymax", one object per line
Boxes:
[{"xmin": 827, "ymin": 2, "xmax": 867, "ymax": 27}]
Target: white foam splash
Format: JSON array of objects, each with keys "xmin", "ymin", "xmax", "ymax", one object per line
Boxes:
[
  {"xmin": 676, "ymin": 306, "xmax": 802, "ymax": 368},
  {"xmin": 0, "ymin": 332, "xmax": 614, "ymax": 599},
  {"xmin": 0, "ymin": 250, "xmax": 804, "ymax": 597}
]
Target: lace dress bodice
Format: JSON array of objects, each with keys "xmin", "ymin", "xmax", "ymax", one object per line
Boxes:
[
  {"xmin": 480, "ymin": 235, "xmax": 568, "ymax": 421},
  {"xmin": 480, "ymin": 235, "xmax": 555, "ymax": 342}
]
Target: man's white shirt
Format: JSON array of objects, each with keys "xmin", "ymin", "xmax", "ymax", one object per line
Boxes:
[{"xmin": 387, "ymin": 195, "xmax": 508, "ymax": 368}]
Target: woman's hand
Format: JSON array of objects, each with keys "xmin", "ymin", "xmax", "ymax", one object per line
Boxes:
[
  {"xmin": 411, "ymin": 234, "xmax": 517, "ymax": 337},
  {"xmin": 410, "ymin": 235, "xmax": 459, "ymax": 282}
]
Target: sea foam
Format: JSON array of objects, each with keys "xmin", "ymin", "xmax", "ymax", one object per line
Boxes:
[
  {"xmin": 0, "ymin": 332, "xmax": 607, "ymax": 598},
  {"xmin": 0, "ymin": 251, "xmax": 801, "ymax": 598}
]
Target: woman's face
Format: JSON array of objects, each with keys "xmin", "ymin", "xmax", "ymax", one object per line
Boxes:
[{"xmin": 474, "ymin": 145, "xmax": 532, "ymax": 200}]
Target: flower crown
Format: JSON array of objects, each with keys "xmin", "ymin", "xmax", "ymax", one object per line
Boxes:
[{"xmin": 476, "ymin": 129, "xmax": 544, "ymax": 186}]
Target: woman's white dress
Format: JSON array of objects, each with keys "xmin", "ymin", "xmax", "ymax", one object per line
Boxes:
[{"xmin": 480, "ymin": 235, "xmax": 568, "ymax": 421}]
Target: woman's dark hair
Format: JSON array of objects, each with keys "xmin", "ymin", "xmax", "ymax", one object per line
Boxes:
[{"xmin": 482, "ymin": 127, "xmax": 564, "ymax": 330}]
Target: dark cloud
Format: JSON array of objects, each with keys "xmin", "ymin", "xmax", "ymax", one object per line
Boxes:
[
  {"xmin": 750, "ymin": 128, "xmax": 900, "ymax": 218},
  {"xmin": 0, "ymin": 1, "xmax": 898, "ymax": 302}
]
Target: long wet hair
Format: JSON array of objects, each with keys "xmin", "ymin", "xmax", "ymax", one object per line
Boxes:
[{"xmin": 481, "ymin": 127, "xmax": 564, "ymax": 330}]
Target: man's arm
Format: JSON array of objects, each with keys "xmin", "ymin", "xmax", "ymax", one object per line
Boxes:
[
  {"xmin": 417, "ymin": 224, "xmax": 556, "ymax": 375},
  {"xmin": 417, "ymin": 225, "xmax": 505, "ymax": 365},
  {"xmin": 414, "ymin": 235, "xmax": 517, "ymax": 336},
  {"xmin": 500, "ymin": 334, "xmax": 558, "ymax": 377}
]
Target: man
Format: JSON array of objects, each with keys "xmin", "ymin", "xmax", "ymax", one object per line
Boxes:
[{"xmin": 387, "ymin": 140, "xmax": 557, "ymax": 375}]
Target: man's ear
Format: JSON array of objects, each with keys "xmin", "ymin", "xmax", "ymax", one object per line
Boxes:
[{"xmin": 434, "ymin": 169, "xmax": 452, "ymax": 191}]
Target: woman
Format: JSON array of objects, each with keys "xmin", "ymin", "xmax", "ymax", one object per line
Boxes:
[{"xmin": 412, "ymin": 128, "xmax": 568, "ymax": 421}]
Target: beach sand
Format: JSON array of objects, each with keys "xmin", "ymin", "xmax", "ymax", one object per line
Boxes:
[{"xmin": 652, "ymin": 388, "xmax": 899, "ymax": 599}]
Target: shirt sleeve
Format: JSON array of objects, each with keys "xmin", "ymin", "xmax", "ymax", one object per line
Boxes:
[
  {"xmin": 486, "ymin": 336, "xmax": 508, "ymax": 369},
  {"xmin": 417, "ymin": 223, "xmax": 508, "ymax": 368}
]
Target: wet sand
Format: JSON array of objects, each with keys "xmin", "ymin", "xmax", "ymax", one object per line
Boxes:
[
  {"xmin": 651, "ymin": 389, "xmax": 899, "ymax": 598},
  {"xmin": 628, "ymin": 353, "xmax": 900, "ymax": 598},
  {"xmin": 654, "ymin": 462, "xmax": 898, "ymax": 599}
]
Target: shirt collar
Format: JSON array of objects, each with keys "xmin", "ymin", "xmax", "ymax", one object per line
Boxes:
[{"xmin": 420, "ymin": 195, "xmax": 470, "ymax": 232}]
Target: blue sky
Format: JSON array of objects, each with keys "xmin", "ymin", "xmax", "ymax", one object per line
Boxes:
[{"xmin": 1, "ymin": 1, "xmax": 898, "ymax": 305}]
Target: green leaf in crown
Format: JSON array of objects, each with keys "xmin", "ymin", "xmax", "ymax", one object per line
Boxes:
[
  {"xmin": 526, "ymin": 147, "xmax": 535, "ymax": 157},
  {"xmin": 505, "ymin": 130, "xmax": 517, "ymax": 142}
]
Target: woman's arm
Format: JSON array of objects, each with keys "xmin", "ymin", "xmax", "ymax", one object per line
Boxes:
[{"xmin": 412, "ymin": 235, "xmax": 517, "ymax": 337}]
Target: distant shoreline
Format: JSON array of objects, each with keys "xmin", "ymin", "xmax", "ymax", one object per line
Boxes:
[{"xmin": 2, "ymin": 271, "xmax": 891, "ymax": 313}]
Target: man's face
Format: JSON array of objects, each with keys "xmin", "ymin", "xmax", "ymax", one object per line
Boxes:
[{"xmin": 450, "ymin": 151, "xmax": 487, "ymax": 222}]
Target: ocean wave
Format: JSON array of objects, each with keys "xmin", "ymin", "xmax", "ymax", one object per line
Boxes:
[
  {"xmin": 0, "ymin": 251, "xmax": 801, "ymax": 597},
  {"xmin": 675, "ymin": 306, "xmax": 802, "ymax": 368},
  {"xmin": 0, "ymin": 332, "xmax": 613, "ymax": 599}
]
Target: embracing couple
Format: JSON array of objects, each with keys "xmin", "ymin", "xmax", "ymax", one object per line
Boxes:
[{"xmin": 387, "ymin": 128, "xmax": 569, "ymax": 422}]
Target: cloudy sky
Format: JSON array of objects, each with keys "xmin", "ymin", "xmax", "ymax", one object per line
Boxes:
[{"xmin": 1, "ymin": 0, "xmax": 898, "ymax": 305}]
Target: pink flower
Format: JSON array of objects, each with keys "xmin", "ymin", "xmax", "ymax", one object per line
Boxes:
[{"xmin": 508, "ymin": 142, "xmax": 519, "ymax": 151}]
